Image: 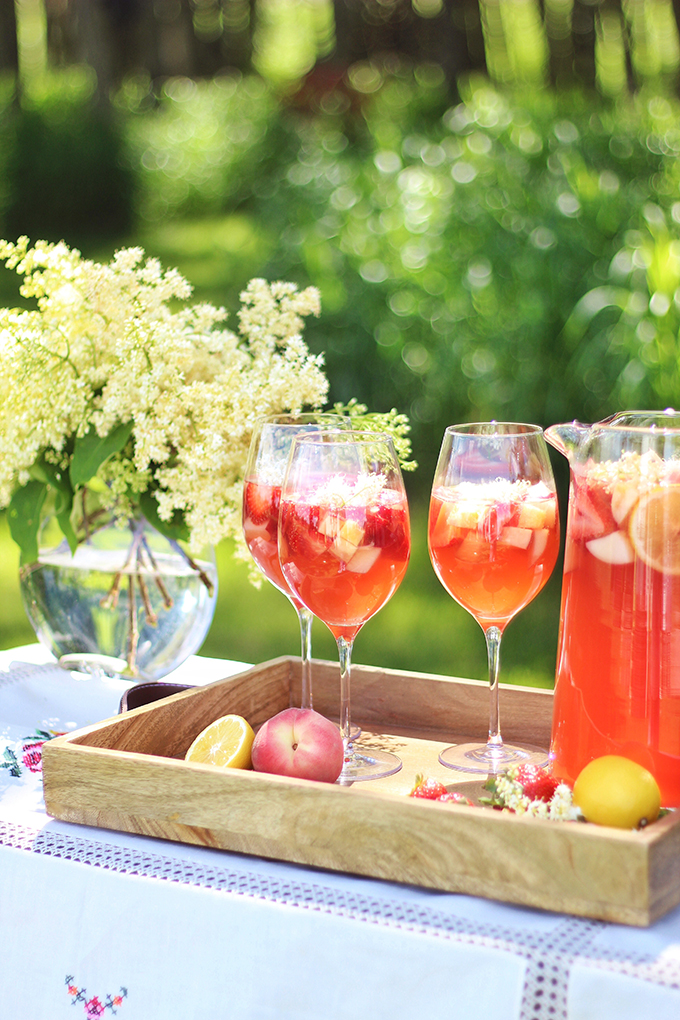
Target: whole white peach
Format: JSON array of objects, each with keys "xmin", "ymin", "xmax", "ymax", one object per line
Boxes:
[{"xmin": 251, "ymin": 707, "xmax": 344, "ymax": 783}]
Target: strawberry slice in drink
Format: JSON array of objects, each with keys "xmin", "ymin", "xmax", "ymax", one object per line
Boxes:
[
  {"xmin": 569, "ymin": 479, "xmax": 615, "ymax": 542},
  {"xmin": 244, "ymin": 481, "xmax": 276, "ymax": 526}
]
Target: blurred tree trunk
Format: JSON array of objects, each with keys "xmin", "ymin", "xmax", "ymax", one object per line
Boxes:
[
  {"xmin": 420, "ymin": 0, "xmax": 487, "ymax": 88},
  {"xmin": 220, "ymin": 0, "xmax": 256, "ymax": 72},
  {"xmin": 571, "ymin": 0, "xmax": 598, "ymax": 88},
  {"xmin": 0, "ymin": 0, "xmax": 19, "ymax": 77},
  {"xmin": 449, "ymin": 0, "xmax": 487, "ymax": 76},
  {"xmin": 540, "ymin": 0, "xmax": 576, "ymax": 87},
  {"xmin": 671, "ymin": 0, "xmax": 680, "ymax": 42},
  {"xmin": 44, "ymin": 0, "xmax": 255, "ymax": 92},
  {"xmin": 45, "ymin": 0, "xmax": 137, "ymax": 99},
  {"xmin": 478, "ymin": 0, "xmax": 511, "ymax": 85},
  {"xmin": 332, "ymin": 0, "xmax": 484, "ymax": 87},
  {"xmin": 601, "ymin": 0, "xmax": 636, "ymax": 93}
]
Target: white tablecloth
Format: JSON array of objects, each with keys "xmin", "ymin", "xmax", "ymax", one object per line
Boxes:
[{"xmin": 1, "ymin": 644, "xmax": 680, "ymax": 1020}]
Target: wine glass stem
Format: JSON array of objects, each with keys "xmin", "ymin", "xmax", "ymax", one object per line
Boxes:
[
  {"xmin": 297, "ymin": 606, "xmax": 313, "ymax": 711},
  {"xmin": 337, "ymin": 634, "xmax": 355, "ymax": 752},
  {"xmin": 485, "ymin": 625, "xmax": 503, "ymax": 752}
]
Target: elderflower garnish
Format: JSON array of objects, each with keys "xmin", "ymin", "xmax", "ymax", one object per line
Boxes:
[
  {"xmin": 332, "ymin": 399, "xmax": 417, "ymax": 473},
  {"xmin": 481, "ymin": 765, "xmax": 582, "ymax": 822},
  {"xmin": 314, "ymin": 472, "xmax": 387, "ymax": 509},
  {"xmin": 0, "ymin": 238, "xmax": 413, "ymax": 567}
]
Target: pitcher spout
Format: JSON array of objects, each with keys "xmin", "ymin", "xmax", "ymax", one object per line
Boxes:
[{"xmin": 544, "ymin": 421, "xmax": 590, "ymax": 461}]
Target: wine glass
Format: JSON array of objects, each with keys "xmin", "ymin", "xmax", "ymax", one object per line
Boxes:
[
  {"xmin": 279, "ymin": 430, "xmax": 410, "ymax": 782},
  {"xmin": 243, "ymin": 413, "xmax": 349, "ymax": 712},
  {"xmin": 428, "ymin": 422, "xmax": 560, "ymax": 773}
]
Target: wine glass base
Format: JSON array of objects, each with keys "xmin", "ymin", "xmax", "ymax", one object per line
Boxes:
[
  {"xmin": 439, "ymin": 741, "xmax": 549, "ymax": 774},
  {"xmin": 338, "ymin": 744, "xmax": 402, "ymax": 783}
]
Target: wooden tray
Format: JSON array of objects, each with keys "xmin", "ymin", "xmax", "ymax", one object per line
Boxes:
[{"xmin": 41, "ymin": 657, "xmax": 680, "ymax": 927}]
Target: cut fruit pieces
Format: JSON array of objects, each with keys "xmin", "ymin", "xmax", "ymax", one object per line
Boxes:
[
  {"xmin": 586, "ymin": 530, "xmax": 634, "ymax": 565},
  {"xmin": 455, "ymin": 532, "xmax": 487, "ymax": 562},
  {"xmin": 517, "ymin": 502, "xmax": 545, "ymax": 529},
  {"xmin": 628, "ymin": 485, "xmax": 680, "ymax": 575},
  {"xmin": 429, "ymin": 503, "xmax": 458, "ymax": 548},
  {"xmin": 184, "ymin": 714, "xmax": 255, "ymax": 769},
  {"xmin": 346, "ymin": 545, "xmax": 381, "ymax": 574},
  {"xmin": 497, "ymin": 525, "xmax": 532, "ymax": 549},
  {"xmin": 447, "ymin": 501, "xmax": 484, "ymax": 529},
  {"xmin": 331, "ymin": 519, "xmax": 366, "ymax": 563},
  {"xmin": 530, "ymin": 528, "xmax": 549, "ymax": 562},
  {"xmin": 610, "ymin": 481, "xmax": 639, "ymax": 526},
  {"xmin": 319, "ymin": 513, "xmax": 366, "ymax": 563},
  {"xmin": 570, "ymin": 489, "xmax": 610, "ymax": 542}
]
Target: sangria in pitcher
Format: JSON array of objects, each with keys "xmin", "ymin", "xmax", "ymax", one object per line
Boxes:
[{"xmin": 546, "ymin": 411, "xmax": 680, "ymax": 806}]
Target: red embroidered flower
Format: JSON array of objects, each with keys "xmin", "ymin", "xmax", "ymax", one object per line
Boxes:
[
  {"xmin": 22, "ymin": 741, "xmax": 45, "ymax": 773},
  {"xmin": 85, "ymin": 997, "xmax": 105, "ymax": 1019}
]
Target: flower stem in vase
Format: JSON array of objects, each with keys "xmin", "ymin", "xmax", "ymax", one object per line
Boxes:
[
  {"xmin": 127, "ymin": 572, "xmax": 140, "ymax": 677},
  {"xmin": 168, "ymin": 538, "xmax": 215, "ymax": 597},
  {"xmin": 136, "ymin": 545, "xmax": 158, "ymax": 626},
  {"xmin": 141, "ymin": 535, "xmax": 174, "ymax": 608}
]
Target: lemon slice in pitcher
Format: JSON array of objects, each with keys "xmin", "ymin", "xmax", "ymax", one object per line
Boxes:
[
  {"xmin": 185, "ymin": 714, "xmax": 255, "ymax": 768},
  {"xmin": 628, "ymin": 484, "xmax": 680, "ymax": 575}
]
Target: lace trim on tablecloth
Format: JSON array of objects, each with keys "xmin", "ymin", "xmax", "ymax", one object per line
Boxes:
[
  {"xmin": 2, "ymin": 818, "xmax": 679, "ymax": 1019},
  {"xmin": 0, "ymin": 660, "xmax": 65, "ymax": 688}
]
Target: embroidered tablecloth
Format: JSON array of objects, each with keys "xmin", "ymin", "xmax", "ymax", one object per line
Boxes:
[{"xmin": 2, "ymin": 643, "xmax": 680, "ymax": 1020}]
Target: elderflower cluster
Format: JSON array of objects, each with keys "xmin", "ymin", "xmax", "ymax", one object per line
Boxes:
[
  {"xmin": 491, "ymin": 768, "xmax": 581, "ymax": 821},
  {"xmin": 0, "ymin": 238, "xmax": 328, "ymax": 551}
]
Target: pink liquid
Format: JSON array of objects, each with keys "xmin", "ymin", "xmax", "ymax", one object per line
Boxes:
[
  {"xmin": 279, "ymin": 489, "xmax": 410, "ymax": 641},
  {"xmin": 428, "ymin": 483, "xmax": 559, "ymax": 631},
  {"xmin": 552, "ymin": 460, "xmax": 680, "ymax": 805},
  {"xmin": 242, "ymin": 478, "xmax": 302, "ymax": 608}
]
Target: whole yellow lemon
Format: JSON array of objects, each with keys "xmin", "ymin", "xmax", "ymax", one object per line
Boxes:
[{"xmin": 573, "ymin": 755, "xmax": 661, "ymax": 829}]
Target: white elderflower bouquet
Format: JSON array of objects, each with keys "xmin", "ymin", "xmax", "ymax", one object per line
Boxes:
[{"xmin": 0, "ymin": 237, "xmax": 333, "ymax": 564}]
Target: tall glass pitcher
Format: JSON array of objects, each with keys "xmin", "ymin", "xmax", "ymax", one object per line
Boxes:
[{"xmin": 546, "ymin": 411, "xmax": 680, "ymax": 806}]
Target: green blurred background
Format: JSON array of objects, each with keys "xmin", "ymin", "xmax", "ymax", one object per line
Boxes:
[{"xmin": 2, "ymin": 0, "xmax": 680, "ymax": 685}]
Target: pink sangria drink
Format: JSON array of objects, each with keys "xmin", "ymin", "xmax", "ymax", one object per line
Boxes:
[
  {"xmin": 279, "ymin": 482, "xmax": 410, "ymax": 642},
  {"xmin": 551, "ymin": 451, "xmax": 680, "ymax": 804},
  {"xmin": 242, "ymin": 479, "xmax": 297, "ymax": 602},
  {"xmin": 429, "ymin": 481, "xmax": 559, "ymax": 630}
]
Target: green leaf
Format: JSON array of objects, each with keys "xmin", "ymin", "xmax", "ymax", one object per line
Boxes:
[
  {"xmin": 56, "ymin": 505, "xmax": 78, "ymax": 555},
  {"xmin": 138, "ymin": 490, "xmax": 190, "ymax": 543},
  {"xmin": 7, "ymin": 480, "xmax": 47, "ymax": 565},
  {"xmin": 29, "ymin": 456, "xmax": 77, "ymax": 554},
  {"xmin": 69, "ymin": 420, "xmax": 134, "ymax": 489}
]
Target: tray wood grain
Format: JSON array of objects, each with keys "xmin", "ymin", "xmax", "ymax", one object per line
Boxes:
[{"xmin": 41, "ymin": 657, "xmax": 680, "ymax": 926}]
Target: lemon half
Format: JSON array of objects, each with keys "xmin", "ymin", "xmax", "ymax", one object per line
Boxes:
[{"xmin": 185, "ymin": 714, "xmax": 255, "ymax": 769}]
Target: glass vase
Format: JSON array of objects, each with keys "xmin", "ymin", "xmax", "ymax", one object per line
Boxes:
[{"xmin": 19, "ymin": 514, "xmax": 218, "ymax": 682}]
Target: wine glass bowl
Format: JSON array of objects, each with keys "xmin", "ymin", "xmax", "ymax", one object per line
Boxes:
[
  {"xmin": 242, "ymin": 413, "xmax": 349, "ymax": 711},
  {"xmin": 279, "ymin": 430, "xmax": 410, "ymax": 782},
  {"xmin": 428, "ymin": 422, "xmax": 559, "ymax": 773}
]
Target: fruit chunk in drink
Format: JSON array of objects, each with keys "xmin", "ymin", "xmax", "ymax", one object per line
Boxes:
[
  {"xmin": 551, "ymin": 451, "xmax": 680, "ymax": 805},
  {"xmin": 279, "ymin": 484, "xmax": 410, "ymax": 641},
  {"xmin": 242, "ymin": 478, "xmax": 299, "ymax": 602},
  {"xmin": 428, "ymin": 480, "xmax": 559, "ymax": 630}
]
